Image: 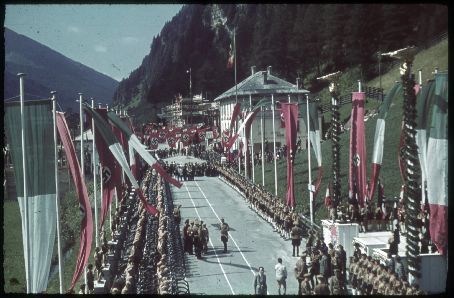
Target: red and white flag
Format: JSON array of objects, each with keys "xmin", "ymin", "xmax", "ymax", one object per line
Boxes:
[
  {"xmin": 349, "ymin": 92, "xmax": 367, "ymax": 207},
  {"xmin": 282, "ymin": 103, "xmax": 299, "ymax": 208},
  {"xmin": 324, "ymin": 184, "xmax": 332, "ymax": 208},
  {"xmin": 56, "ymin": 112, "xmax": 93, "ymax": 291}
]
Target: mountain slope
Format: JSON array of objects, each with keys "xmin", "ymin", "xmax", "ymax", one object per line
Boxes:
[
  {"xmin": 4, "ymin": 28, "xmax": 119, "ymax": 112},
  {"xmin": 113, "ymin": 4, "xmax": 447, "ymax": 124}
]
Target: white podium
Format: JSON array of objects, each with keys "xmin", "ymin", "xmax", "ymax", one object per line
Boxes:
[{"xmin": 321, "ymin": 219, "xmax": 359, "ymax": 266}]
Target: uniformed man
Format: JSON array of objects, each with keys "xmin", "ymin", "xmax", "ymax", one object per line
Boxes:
[
  {"xmin": 294, "ymin": 254, "xmax": 307, "ymax": 295},
  {"xmin": 193, "ymin": 221, "xmax": 202, "ymax": 259},
  {"xmin": 183, "ymin": 219, "xmax": 191, "ymax": 254},
  {"xmin": 187, "ymin": 221, "xmax": 195, "ymax": 254},
  {"xmin": 220, "ymin": 218, "xmax": 229, "ymax": 253},
  {"xmin": 173, "ymin": 205, "xmax": 181, "ymax": 225},
  {"xmin": 290, "ymin": 222, "xmax": 303, "ymax": 257},
  {"xmin": 328, "ymin": 268, "xmax": 346, "ymax": 295},
  {"xmin": 313, "ymin": 275, "xmax": 330, "ymax": 295},
  {"xmin": 201, "ymin": 223, "xmax": 209, "ymax": 254},
  {"xmin": 300, "ymin": 273, "xmax": 313, "ymax": 295}
]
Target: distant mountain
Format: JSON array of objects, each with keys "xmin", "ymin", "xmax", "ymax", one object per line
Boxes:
[
  {"xmin": 113, "ymin": 4, "xmax": 447, "ymax": 124},
  {"xmin": 4, "ymin": 28, "xmax": 119, "ymax": 112}
]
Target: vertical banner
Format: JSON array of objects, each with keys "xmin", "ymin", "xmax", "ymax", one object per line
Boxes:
[
  {"xmin": 282, "ymin": 103, "xmax": 299, "ymax": 208},
  {"xmin": 349, "ymin": 92, "xmax": 367, "ymax": 207},
  {"xmin": 426, "ymin": 73, "xmax": 448, "ymax": 255},
  {"xmin": 55, "ymin": 112, "xmax": 93, "ymax": 291},
  {"xmin": 368, "ymin": 82, "xmax": 401, "ymax": 201},
  {"xmin": 5, "ymin": 100, "xmax": 57, "ymax": 293}
]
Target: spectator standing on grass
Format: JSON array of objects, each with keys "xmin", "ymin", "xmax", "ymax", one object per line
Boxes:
[
  {"xmin": 274, "ymin": 258, "xmax": 287, "ymax": 295},
  {"xmin": 254, "ymin": 267, "xmax": 268, "ymax": 295}
]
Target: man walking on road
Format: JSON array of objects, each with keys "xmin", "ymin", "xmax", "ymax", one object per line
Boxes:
[
  {"xmin": 219, "ymin": 218, "xmax": 229, "ymax": 253},
  {"xmin": 254, "ymin": 267, "xmax": 268, "ymax": 295},
  {"xmin": 290, "ymin": 222, "xmax": 303, "ymax": 257},
  {"xmin": 274, "ymin": 258, "xmax": 287, "ymax": 295}
]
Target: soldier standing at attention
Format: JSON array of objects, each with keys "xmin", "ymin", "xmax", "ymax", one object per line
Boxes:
[
  {"xmin": 201, "ymin": 223, "xmax": 209, "ymax": 254},
  {"xmin": 220, "ymin": 218, "xmax": 229, "ymax": 253},
  {"xmin": 329, "ymin": 268, "xmax": 346, "ymax": 295},
  {"xmin": 183, "ymin": 219, "xmax": 190, "ymax": 253},
  {"xmin": 290, "ymin": 222, "xmax": 303, "ymax": 257}
]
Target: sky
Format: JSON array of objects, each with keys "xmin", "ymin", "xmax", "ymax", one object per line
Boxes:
[{"xmin": 5, "ymin": 4, "xmax": 184, "ymax": 81}]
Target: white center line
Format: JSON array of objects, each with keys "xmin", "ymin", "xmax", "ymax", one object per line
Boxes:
[
  {"xmin": 183, "ymin": 182, "xmax": 236, "ymax": 295},
  {"xmin": 194, "ymin": 180, "xmax": 270, "ymax": 295}
]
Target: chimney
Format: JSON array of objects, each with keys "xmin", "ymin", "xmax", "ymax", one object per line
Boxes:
[
  {"xmin": 267, "ymin": 66, "xmax": 272, "ymax": 75},
  {"xmin": 251, "ymin": 66, "xmax": 256, "ymax": 75}
]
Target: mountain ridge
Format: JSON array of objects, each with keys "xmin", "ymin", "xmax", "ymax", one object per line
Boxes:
[{"xmin": 4, "ymin": 27, "xmax": 119, "ymax": 112}]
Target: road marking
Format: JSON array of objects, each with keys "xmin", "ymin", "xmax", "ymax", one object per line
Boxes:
[
  {"xmin": 183, "ymin": 183, "xmax": 235, "ymax": 295},
  {"xmin": 194, "ymin": 180, "xmax": 270, "ymax": 295}
]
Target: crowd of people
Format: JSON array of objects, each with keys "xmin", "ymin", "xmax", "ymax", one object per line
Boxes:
[{"xmin": 161, "ymin": 161, "xmax": 218, "ymax": 181}]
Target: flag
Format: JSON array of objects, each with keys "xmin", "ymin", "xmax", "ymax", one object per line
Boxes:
[
  {"xmin": 87, "ymin": 108, "xmax": 122, "ymax": 228},
  {"xmin": 55, "ymin": 112, "xmax": 93, "ymax": 291},
  {"xmin": 349, "ymin": 92, "xmax": 367, "ymax": 207},
  {"xmin": 83, "ymin": 105, "xmax": 160, "ymax": 216},
  {"xmin": 5, "ymin": 100, "xmax": 58, "ymax": 293},
  {"xmin": 229, "ymin": 103, "xmax": 241, "ymax": 133},
  {"xmin": 181, "ymin": 131, "xmax": 192, "ymax": 147},
  {"xmin": 368, "ymin": 82, "xmax": 401, "ymax": 202},
  {"xmin": 167, "ymin": 131, "xmax": 177, "ymax": 148},
  {"xmin": 158, "ymin": 128, "xmax": 167, "ymax": 143},
  {"xmin": 227, "ymin": 43, "xmax": 234, "ymax": 69},
  {"xmin": 301, "ymin": 101, "xmax": 323, "ymax": 197},
  {"xmin": 324, "ymin": 184, "xmax": 332, "ymax": 208},
  {"xmin": 106, "ymin": 110, "xmax": 182, "ymax": 188},
  {"xmin": 426, "ymin": 72, "xmax": 448, "ymax": 255},
  {"xmin": 221, "ymin": 129, "xmax": 230, "ymax": 148},
  {"xmin": 281, "ymin": 102, "xmax": 299, "ymax": 208},
  {"xmin": 226, "ymin": 98, "xmax": 271, "ymax": 151},
  {"xmin": 149, "ymin": 131, "xmax": 159, "ymax": 149},
  {"xmin": 415, "ymin": 79, "xmax": 436, "ymax": 204}
]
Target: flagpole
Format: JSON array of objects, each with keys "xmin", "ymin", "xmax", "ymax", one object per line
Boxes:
[
  {"xmin": 272, "ymin": 94, "xmax": 278, "ymax": 196},
  {"xmin": 92, "ymin": 99, "xmax": 99, "ymax": 248},
  {"xmin": 250, "ymin": 95, "xmax": 255, "ymax": 183},
  {"xmin": 307, "ymin": 94, "xmax": 314, "ymax": 224},
  {"xmin": 243, "ymin": 100, "xmax": 247, "ymax": 178},
  {"xmin": 261, "ymin": 107, "xmax": 265, "ymax": 186},
  {"xmin": 52, "ymin": 91, "xmax": 64, "ymax": 293},
  {"xmin": 79, "ymin": 93, "xmax": 84, "ymax": 179},
  {"xmin": 18, "ymin": 73, "xmax": 31, "ymax": 293}
]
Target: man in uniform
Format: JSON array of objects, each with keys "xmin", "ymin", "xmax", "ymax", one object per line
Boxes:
[
  {"xmin": 193, "ymin": 221, "xmax": 202, "ymax": 259},
  {"xmin": 183, "ymin": 219, "xmax": 191, "ymax": 254},
  {"xmin": 220, "ymin": 218, "xmax": 229, "ymax": 253},
  {"xmin": 290, "ymin": 221, "xmax": 303, "ymax": 257},
  {"xmin": 313, "ymin": 275, "xmax": 330, "ymax": 295},
  {"xmin": 329, "ymin": 268, "xmax": 346, "ymax": 295},
  {"xmin": 294, "ymin": 254, "xmax": 307, "ymax": 295},
  {"xmin": 201, "ymin": 223, "xmax": 209, "ymax": 254},
  {"xmin": 300, "ymin": 273, "xmax": 313, "ymax": 295},
  {"xmin": 253, "ymin": 267, "xmax": 267, "ymax": 295},
  {"xmin": 173, "ymin": 205, "xmax": 181, "ymax": 225}
]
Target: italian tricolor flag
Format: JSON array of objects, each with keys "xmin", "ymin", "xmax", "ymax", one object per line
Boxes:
[{"xmin": 426, "ymin": 73, "xmax": 448, "ymax": 255}]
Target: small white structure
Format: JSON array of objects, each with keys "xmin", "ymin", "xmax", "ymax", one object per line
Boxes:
[{"xmin": 321, "ymin": 219, "xmax": 359, "ymax": 267}]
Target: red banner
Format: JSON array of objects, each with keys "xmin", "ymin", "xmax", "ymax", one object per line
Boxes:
[
  {"xmin": 282, "ymin": 103, "xmax": 299, "ymax": 208},
  {"xmin": 167, "ymin": 131, "xmax": 177, "ymax": 148},
  {"xmin": 149, "ymin": 131, "xmax": 159, "ymax": 149},
  {"xmin": 230, "ymin": 103, "xmax": 241, "ymax": 132},
  {"xmin": 56, "ymin": 112, "xmax": 93, "ymax": 292},
  {"xmin": 158, "ymin": 128, "xmax": 167, "ymax": 143},
  {"xmin": 349, "ymin": 92, "xmax": 367, "ymax": 207}
]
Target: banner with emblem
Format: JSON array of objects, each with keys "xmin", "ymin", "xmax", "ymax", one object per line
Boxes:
[
  {"xmin": 181, "ymin": 131, "xmax": 192, "ymax": 146},
  {"xmin": 149, "ymin": 131, "xmax": 159, "ymax": 149},
  {"xmin": 158, "ymin": 127, "xmax": 167, "ymax": 143},
  {"xmin": 282, "ymin": 103, "xmax": 299, "ymax": 208},
  {"xmin": 349, "ymin": 92, "xmax": 367, "ymax": 207},
  {"xmin": 83, "ymin": 105, "xmax": 160, "ymax": 216},
  {"xmin": 167, "ymin": 131, "xmax": 177, "ymax": 148},
  {"xmin": 87, "ymin": 108, "xmax": 122, "ymax": 228}
]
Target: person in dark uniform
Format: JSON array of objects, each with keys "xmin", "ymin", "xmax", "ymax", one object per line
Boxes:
[
  {"xmin": 86, "ymin": 264, "xmax": 95, "ymax": 294},
  {"xmin": 201, "ymin": 223, "xmax": 209, "ymax": 254},
  {"xmin": 290, "ymin": 222, "xmax": 303, "ymax": 257},
  {"xmin": 193, "ymin": 221, "xmax": 202, "ymax": 259},
  {"xmin": 329, "ymin": 268, "xmax": 346, "ymax": 295},
  {"xmin": 254, "ymin": 267, "xmax": 267, "ymax": 295},
  {"xmin": 173, "ymin": 205, "xmax": 181, "ymax": 225},
  {"xmin": 313, "ymin": 275, "xmax": 330, "ymax": 295},
  {"xmin": 294, "ymin": 254, "xmax": 307, "ymax": 295},
  {"xmin": 183, "ymin": 219, "xmax": 191, "ymax": 253},
  {"xmin": 219, "ymin": 218, "xmax": 229, "ymax": 253}
]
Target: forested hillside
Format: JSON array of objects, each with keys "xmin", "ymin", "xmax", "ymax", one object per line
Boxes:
[{"xmin": 112, "ymin": 4, "xmax": 447, "ymax": 124}]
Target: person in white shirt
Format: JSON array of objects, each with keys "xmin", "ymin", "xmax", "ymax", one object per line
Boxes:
[{"xmin": 274, "ymin": 258, "xmax": 287, "ymax": 295}]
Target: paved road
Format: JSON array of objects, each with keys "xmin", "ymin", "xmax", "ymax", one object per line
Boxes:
[{"xmin": 171, "ymin": 176, "xmax": 306, "ymax": 295}]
